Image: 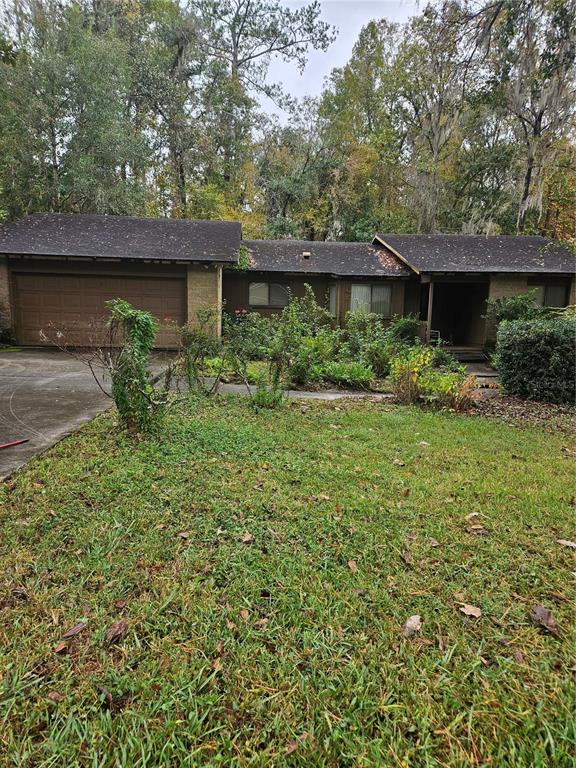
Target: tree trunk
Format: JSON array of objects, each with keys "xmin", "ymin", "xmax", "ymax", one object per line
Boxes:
[{"xmin": 517, "ymin": 154, "xmax": 534, "ymax": 233}]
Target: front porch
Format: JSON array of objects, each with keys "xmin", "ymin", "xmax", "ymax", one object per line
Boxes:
[{"xmin": 420, "ymin": 276, "xmax": 490, "ymax": 350}]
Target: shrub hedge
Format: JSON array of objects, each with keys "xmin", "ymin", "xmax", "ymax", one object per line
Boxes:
[{"xmin": 495, "ymin": 317, "xmax": 576, "ymax": 404}]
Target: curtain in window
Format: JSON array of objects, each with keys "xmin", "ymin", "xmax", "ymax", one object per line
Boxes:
[
  {"xmin": 269, "ymin": 284, "xmax": 289, "ymax": 307},
  {"xmin": 371, "ymin": 284, "xmax": 392, "ymax": 317},
  {"xmin": 329, "ymin": 285, "xmax": 337, "ymax": 316},
  {"xmin": 249, "ymin": 282, "xmax": 268, "ymax": 306},
  {"xmin": 351, "ymin": 284, "xmax": 372, "ymax": 312}
]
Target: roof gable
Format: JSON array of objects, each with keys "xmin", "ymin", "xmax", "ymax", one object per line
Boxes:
[
  {"xmin": 373, "ymin": 234, "xmax": 575, "ymax": 274},
  {"xmin": 0, "ymin": 213, "xmax": 241, "ymax": 263}
]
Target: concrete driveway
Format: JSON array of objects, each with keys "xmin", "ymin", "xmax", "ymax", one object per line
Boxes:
[{"xmin": 0, "ymin": 349, "xmax": 117, "ymax": 480}]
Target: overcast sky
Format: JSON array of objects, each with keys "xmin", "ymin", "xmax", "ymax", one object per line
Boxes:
[{"xmin": 263, "ymin": 0, "xmax": 420, "ymax": 118}]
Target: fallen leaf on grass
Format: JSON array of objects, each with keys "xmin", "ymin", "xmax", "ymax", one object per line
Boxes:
[
  {"xmin": 467, "ymin": 524, "xmax": 488, "ymax": 535},
  {"xmin": 426, "ymin": 538, "xmax": 440, "ymax": 548},
  {"xmin": 286, "ymin": 734, "xmax": 308, "ymax": 754},
  {"xmin": 177, "ymin": 531, "xmax": 190, "ymax": 540},
  {"xmin": 254, "ymin": 618, "xmax": 269, "ymax": 628},
  {"xmin": 530, "ymin": 605, "xmax": 560, "ymax": 636},
  {"xmin": 402, "ymin": 615, "xmax": 422, "ymax": 637},
  {"xmin": 557, "ymin": 539, "xmax": 576, "ymax": 549},
  {"xmin": 241, "ymin": 532, "xmax": 255, "ymax": 544},
  {"xmin": 54, "ymin": 641, "xmax": 68, "ymax": 654},
  {"xmin": 62, "ymin": 622, "xmax": 87, "ymax": 639},
  {"xmin": 347, "ymin": 559, "xmax": 358, "ymax": 573},
  {"xmin": 114, "ymin": 599, "xmax": 127, "ymax": 610},
  {"xmin": 465, "ymin": 512, "xmax": 480, "ymax": 520},
  {"xmin": 393, "ymin": 458, "xmax": 405, "ymax": 467},
  {"xmin": 239, "ymin": 609, "xmax": 249, "ymax": 620},
  {"xmin": 47, "ymin": 691, "xmax": 63, "ymax": 703},
  {"xmin": 458, "ymin": 603, "xmax": 482, "ymax": 618},
  {"xmin": 105, "ymin": 619, "xmax": 128, "ymax": 646}
]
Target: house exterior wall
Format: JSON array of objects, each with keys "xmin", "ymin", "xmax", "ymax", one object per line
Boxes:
[
  {"xmin": 570, "ymin": 276, "xmax": 576, "ymax": 305},
  {"xmin": 222, "ymin": 272, "xmax": 409, "ymax": 325},
  {"xmin": 187, "ymin": 264, "xmax": 222, "ymax": 335},
  {"xmin": 223, "ymin": 271, "xmax": 330, "ymax": 317},
  {"xmin": 485, "ymin": 274, "xmax": 529, "ymax": 344},
  {"xmin": 0, "ymin": 256, "xmax": 12, "ymax": 332}
]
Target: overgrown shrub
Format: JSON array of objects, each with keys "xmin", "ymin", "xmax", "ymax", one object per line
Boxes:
[
  {"xmin": 390, "ymin": 346, "xmax": 434, "ymax": 404},
  {"xmin": 361, "ymin": 340, "xmax": 392, "ymax": 377},
  {"xmin": 223, "ymin": 312, "xmax": 273, "ymax": 359},
  {"xmin": 495, "ymin": 317, "xmax": 576, "ymax": 404},
  {"xmin": 431, "ymin": 344, "xmax": 462, "ymax": 372},
  {"xmin": 288, "ymin": 327, "xmax": 339, "ymax": 385},
  {"xmin": 107, "ymin": 299, "xmax": 167, "ymax": 432},
  {"xmin": 420, "ymin": 369, "xmax": 476, "ymax": 411},
  {"xmin": 390, "ymin": 345, "xmax": 474, "ymax": 411},
  {"xmin": 178, "ymin": 308, "xmax": 223, "ymax": 391},
  {"xmin": 385, "ymin": 314, "xmax": 421, "ymax": 345},
  {"xmin": 314, "ymin": 361, "xmax": 374, "ymax": 388},
  {"xmin": 485, "ymin": 289, "xmax": 544, "ymax": 325},
  {"xmin": 251, "ymin": 366, "xmax": 286, "ymax": 411}
]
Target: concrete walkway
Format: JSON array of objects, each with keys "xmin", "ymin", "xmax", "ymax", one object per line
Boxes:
[{"xmin": 214, "ymin": 381, "xmax": 392, "ymax": 401}]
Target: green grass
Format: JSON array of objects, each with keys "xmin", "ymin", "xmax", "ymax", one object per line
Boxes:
[{"xmin": 1, "ymin": 396, "xmax": 574, "ymax": 767}]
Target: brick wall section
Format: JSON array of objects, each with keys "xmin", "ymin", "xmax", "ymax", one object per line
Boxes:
[
  {"xmin": 187, "ymin": 264, "xmax": 222, "ymax": 335},
  {"xmin": 485, "ymin": 274, "xmax": 529, "ymax": 344},
  {"xmin": 0, "ymin": 256, "xmax": 12, "ymax": 331}
]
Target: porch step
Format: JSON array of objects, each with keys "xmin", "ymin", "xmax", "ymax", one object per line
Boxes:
[{"xmin": 449, "ymin": 347, "xmax": 487, "ymax": 363}]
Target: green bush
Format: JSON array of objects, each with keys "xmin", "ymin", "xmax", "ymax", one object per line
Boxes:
[
  {"xmin": 495, "ymin": 317, "xmax": 576, "ymax": 404},
  {"xmin": 431, "ymin": 344, "xmax": 464, "ymax": 372},
  {"xmin": 107, "ymin": 299, "xmax": 167, "ymax": 433},
  {"xmin": 314, "ymin": 361, "xmax": 374, "ymax": 388},
  {"xmin": 223, "ymin": 312, "xmax": 273, "ymax": 359},
  {"xmin": 390, "ymin": 346, "xmax": 475, "ymax": 411},
  {"xmin": 361, "ymin": 340, "xmax": 392, "ymax": 377},
  {"xmin": 385, "ymin": 314, "xmax": 421, "ymax": 346},
  {"xmin": 485, "ymin": 289, "xmax": 544, "ymax": 325},
  {"xmin": 289, "ymin": 328, "xmax": 339, "ymax": 385},
  {"xmin": 251, "ymin": 367, "xmax": 285, "ymax": 411}
]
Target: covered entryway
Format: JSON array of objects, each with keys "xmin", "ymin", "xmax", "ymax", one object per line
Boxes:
[
  {"xmin": 424, "ymin": 279, "xmax": 489, "ymax": 347},
  {"xmin": 12, "ymin": 273, "xmax": 186, "ymax": 347}
]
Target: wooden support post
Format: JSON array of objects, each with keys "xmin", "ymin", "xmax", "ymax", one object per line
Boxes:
[{"xmin": 426, "ymin": 280, "xmax": 434, "ymax": 344}]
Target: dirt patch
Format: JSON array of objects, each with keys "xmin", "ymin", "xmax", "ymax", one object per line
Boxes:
[{"xmin": 472, "ymin": 394, "xmax": 575, "ymax": 433}]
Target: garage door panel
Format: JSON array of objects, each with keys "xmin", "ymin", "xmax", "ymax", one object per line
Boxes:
[{"xmin": 14, "ymin": 273, "xmax": 186, "ymax": 348}]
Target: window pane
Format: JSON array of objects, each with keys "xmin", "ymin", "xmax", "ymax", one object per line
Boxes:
[
  {"xmin": 269, "ymin": 284, "xmax": 289, "ymax": 307},
  {"xmin": 351, "ymin": 284, "xmax": 372, "ymax": 312},
  {"xmin": 249, "ymin": 282, "xmax": 268, "ymax": 306},
  {"xmin": 329, "ymin": 284, "xmax": 337, "ymax": 315},
  {"xmin": 544, "ymin": 285, "xmax": 566, "ymax": 307},
  {"xmin": 371, "ymin": 284, "xmax": 392, "ymax": 316}
]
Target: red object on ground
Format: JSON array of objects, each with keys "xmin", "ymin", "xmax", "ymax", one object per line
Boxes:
[{"xmin": 0, "ymin": 439, "xmax": 30, "ymax": 450}]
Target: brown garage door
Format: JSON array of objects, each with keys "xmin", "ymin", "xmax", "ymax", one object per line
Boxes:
[{"xmin": 13, "ymin": 273, "xmax": 186, "ymax": 347}]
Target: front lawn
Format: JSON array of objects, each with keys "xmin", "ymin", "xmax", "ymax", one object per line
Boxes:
[{"xmin": 1, "ymin": 397, "xmax": 574, "ymax": 767}]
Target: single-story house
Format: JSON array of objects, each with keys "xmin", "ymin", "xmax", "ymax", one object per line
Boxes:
[{"xmin": 0, "ymin": 213, "xmax": 574, "ymax": 350}]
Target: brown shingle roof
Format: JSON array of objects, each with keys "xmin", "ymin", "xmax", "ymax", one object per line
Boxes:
[
  {"xmin": 374, "ymin": 234, "xmax": 575, "ymax": 274},
  {"xmin": 243, "ymin": 239, "xmax": 411, "ymax": 277},
  {"xmin": 0, "ymin": 213, "xmax": 241, "ymax": 263}
]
